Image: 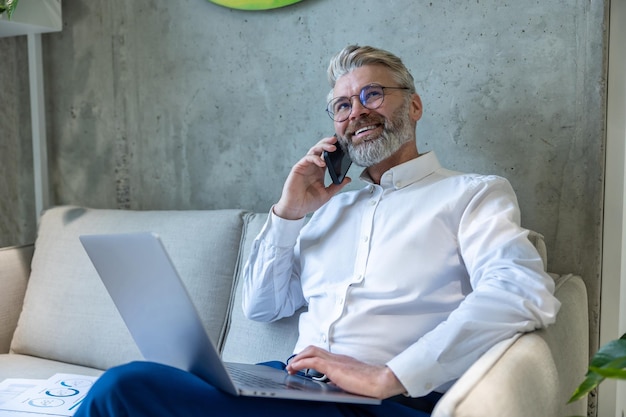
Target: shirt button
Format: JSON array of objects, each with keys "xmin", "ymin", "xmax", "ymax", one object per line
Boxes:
[
  {"xmin": 362, "ymin": 235, "xmax": 369, "ymax": 242},
  {"xmin": 322, "ymin": 334, "xmax": 327, "ymax": 343},
  {"xmin": 424, "ymin": 383, "xmax": 433, "ymax": 391},
  {"xmin": 369, "ymin": 200, "xmax": 376, "ymax": 206}
]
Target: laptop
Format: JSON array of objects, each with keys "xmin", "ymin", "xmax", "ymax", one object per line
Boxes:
[{"xmin": 79, "ymin": 232, "xmax": 380, "ymax": 405}]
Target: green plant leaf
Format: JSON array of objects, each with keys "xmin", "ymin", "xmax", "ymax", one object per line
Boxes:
[
  {"xmin": 568, "ymin": 333, "xmax": 626, "ymax": 403},
  {"xmin": 589, "ymin": 355, "xmax": 626, "ymax": 379},
  {"xmin": 589, "ymin": 338, "xmax": 626, "ymax": 368},
  {"xmin": 568, "ymin": 370, "xmax": 604, "ymax": 403},
  {"xmin": 589, "ymin": 366, "xmax": 626, "ymax": 379}
]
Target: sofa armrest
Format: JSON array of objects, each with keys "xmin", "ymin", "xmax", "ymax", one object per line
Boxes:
[
  {"xmin": 0, "ymin": 244, "xmax": 33, "ymax": 353},
  {"xmin": 432, "ymin": 274, "xmax": 588, "ymax": 417}
]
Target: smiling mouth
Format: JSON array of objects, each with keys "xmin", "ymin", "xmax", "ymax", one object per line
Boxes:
[
  {"xmin": 351, "ymin": 124, "xmax": 383, "ymax": 143},
  {"xmin": 355, "ymin": 125, "xmax": 379, "ymax": 136}
]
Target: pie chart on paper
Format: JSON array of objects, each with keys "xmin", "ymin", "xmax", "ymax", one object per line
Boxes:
[{"xmin": 208, "ymin": 0, "xmax": 304, "ymax": 10}]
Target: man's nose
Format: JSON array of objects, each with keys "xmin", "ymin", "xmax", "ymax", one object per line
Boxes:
[{"xmin": 349, "ymin": 97, "xmax": 370, "ymax": 120}]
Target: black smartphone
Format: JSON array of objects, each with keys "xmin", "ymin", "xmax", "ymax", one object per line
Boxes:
[{"xmin": 323, "ymin": 141, "xmax": 352, "ymax": 185}]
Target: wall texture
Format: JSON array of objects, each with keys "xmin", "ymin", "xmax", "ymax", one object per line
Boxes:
[
  {"xmin": 0, "ymin": 0, "xmax": 607, "ymax": 412},
  {"xmin": 0, "ymin": 35, "xmax": 35, "ymax": 247}
]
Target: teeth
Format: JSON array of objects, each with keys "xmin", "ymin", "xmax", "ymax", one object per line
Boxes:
[{"xmin": 356, "ymin": 125, "xmax": 377, "ymax": 135}]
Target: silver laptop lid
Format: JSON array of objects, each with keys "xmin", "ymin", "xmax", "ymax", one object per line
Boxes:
[
  {"xmin": 80, "ymin": 232, "xmax": 380, "ymax": 405},
  {"xmin": 79, "ymin": 232, "xmax": 238, "ymax": 396}
]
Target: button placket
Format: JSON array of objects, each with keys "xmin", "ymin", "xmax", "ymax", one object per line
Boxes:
[{"xmin": 353, "ymin": 186, "xmax": 380, "ymax": 282}]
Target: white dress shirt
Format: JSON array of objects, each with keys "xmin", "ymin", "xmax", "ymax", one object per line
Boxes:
[{"xmin": 241, "ymin": 151, "xmax": 560, "ymax": 397}]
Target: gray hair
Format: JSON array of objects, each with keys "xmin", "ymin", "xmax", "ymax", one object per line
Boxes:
[{"xmin": 327, "ymin": 45, "xmax": 416, "ymax": 96}]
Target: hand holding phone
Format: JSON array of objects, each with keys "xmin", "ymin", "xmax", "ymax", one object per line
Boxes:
[{"xmin": 323, "ymin": 138, "xmax": 352, "ymax": 185}]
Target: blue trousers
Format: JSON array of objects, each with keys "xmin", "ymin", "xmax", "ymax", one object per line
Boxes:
[{"xmin": 75, "ymin": 362, "xmax": 440, "ymax": 417}]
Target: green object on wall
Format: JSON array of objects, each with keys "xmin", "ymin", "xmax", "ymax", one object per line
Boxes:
[
  {"xmin": 207, "ymin": 0, "xmax": 303, "ymax": 10},
  {"xmin": 0, "ymin": 0, "xmax": 20, "ymax": 19}
]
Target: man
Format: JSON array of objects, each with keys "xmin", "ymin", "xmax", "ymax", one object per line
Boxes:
[{"xmin": 75, "ymin": 45, "xmax": 560, "ymax": 417}]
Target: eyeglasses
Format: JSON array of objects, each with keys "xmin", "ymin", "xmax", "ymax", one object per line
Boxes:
[{"xmin": 326, "ymin": 84, "xmax": 410, "ymax": 122}]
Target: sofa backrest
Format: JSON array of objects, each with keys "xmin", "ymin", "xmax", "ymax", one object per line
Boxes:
[
  {"xmin": 11, "ymin": 206, "xmax": 248, "ymax": 370},
  {"xmin": 221, "ymin": 212, "xmax": 303, "ymax": 364},
  {"xmin": 9, "ymin": 205, "xmax": 553, "ymax": 372}
]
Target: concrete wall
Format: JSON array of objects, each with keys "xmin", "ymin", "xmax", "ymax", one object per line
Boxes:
[
  {"xmin": 0, "ymin": 0, "xmax": 606, "ymax": 410},
  {"xmin": 0, "ymin": 35, "xmax": 35, "ymax": 247}
]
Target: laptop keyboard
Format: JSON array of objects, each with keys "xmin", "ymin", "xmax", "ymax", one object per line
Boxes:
[{"xmin": 226, "ymin": 365, "xmax": 300, "ymax": 390}]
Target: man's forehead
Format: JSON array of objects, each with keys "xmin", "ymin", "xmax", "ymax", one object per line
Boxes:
[{"xmin": 333, "ymin": 64, "xmax": 395, "ymax": 94}]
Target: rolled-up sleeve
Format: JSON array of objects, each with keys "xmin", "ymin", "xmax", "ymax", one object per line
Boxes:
[{"xmin": 387, "ymin": 176, "xmax": 561, "ymax": 397}]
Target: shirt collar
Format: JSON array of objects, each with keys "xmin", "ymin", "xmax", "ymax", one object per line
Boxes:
[{"xmin": 359, "ymin": 151, "xmax": 441, "ymax": 189}]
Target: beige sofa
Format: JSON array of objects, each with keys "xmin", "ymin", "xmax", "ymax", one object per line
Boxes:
[{"xmin": 0, "ymin": 206, "xmax": 589, "ymax": 416}]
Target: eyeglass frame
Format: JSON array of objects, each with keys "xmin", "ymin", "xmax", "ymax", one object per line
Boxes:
[{"xmin": 325, "ymin": 83, "xmax": 411, "ymax": 122}]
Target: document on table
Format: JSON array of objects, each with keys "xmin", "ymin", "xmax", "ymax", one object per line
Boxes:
[
  {"xmin": 0, "ymin": 377, "xmax": 44, "ymax": 416},
  {"xmin": 0, "ymin": 373, "xmax": 98, "ymax": 416}
]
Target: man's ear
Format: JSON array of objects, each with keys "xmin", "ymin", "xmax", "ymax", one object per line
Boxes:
[{"xmin": 410, "ymin": 93, "xmax": 423, "ymax": 122}]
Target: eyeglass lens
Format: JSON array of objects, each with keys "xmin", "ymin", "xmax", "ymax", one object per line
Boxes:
[{"xmin": 328, "ymin": 84, "xmax": 385, "ymax": 122}]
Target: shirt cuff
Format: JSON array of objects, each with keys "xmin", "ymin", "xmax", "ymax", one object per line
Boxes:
[
  {"xmin": 386, "ymin": 343, "xmax": 448, "ymax": 397},
  {"xmin": 262, "ymin": 206, "xmax": 307, "ymax": 248}
]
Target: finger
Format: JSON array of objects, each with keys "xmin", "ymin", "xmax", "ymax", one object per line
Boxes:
[
  {"xmin": 286, "ymin": 357, "xmax": 326, "ymax": 375},
  {"xmin": 285, "ymin": 347, "xmax": 325, "ymax": 371},
  {"xmin": 321, "ymin": 177, "xmax": 352, "ymax": 197},
  {"xmin": 306, "ymin": 146, "xmax": 333, "ymax": 158},
  {"xmin": 306, "ymin": 136, "xmax": 339, "ymax": 156},
  {"xmin": 297, "ymin": 154, "xmax": 327, "ymax": 169},
  {"xmin": 290, "ymin": 155, "xmax": 327, "ymax": 177},
  {"xmin": 295, "ymin": 345, "xmax": 330, "ymax": 359}
]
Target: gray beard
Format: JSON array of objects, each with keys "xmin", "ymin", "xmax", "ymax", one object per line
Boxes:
[{"xmin": 340, "ymin": 101, "xmax": 414, "ymax": 168}]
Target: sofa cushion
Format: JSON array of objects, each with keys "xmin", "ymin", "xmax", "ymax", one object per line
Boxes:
[
  {"xmin": 11, "ymin": 206, "xmax": 248, "ymax": 370},
  {"xmin": 431, "ymin": 274, "xmax": 588, "ymax": 417},
  {"xmin": 221, "ymin": 212, "xmax": 303, "ymax": 364},
  {"xmin": 0, "ymin": 354, "xmax": 104, "ymax": 380},
  {"xmin": 0, "ymin": 245, "xmax": 33, "ymax": 354}
]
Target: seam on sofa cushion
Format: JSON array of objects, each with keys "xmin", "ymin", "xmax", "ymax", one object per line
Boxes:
[
  {"xmin": 217, "ymin": 210, "xmax": 253, "ymax": 354},
  {"xmin": 554, "ymin": 272, "xmax": 578, "ymax": 291},
  {"xmin": 0, "ymin": 243, "xmax": 35, "ymax": 252}
]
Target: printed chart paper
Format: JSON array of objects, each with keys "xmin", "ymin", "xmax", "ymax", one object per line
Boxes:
[
  {"xmin": 0, "ymin": 374, "xmax": 98, "ymax": 416},
  {"xmin": 0, "ymin": 378, "xmax": 41, "ymax": 405},
  {"xmin": 0, "ymin": 377, "xmax": 43, "ymax": 415}
]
